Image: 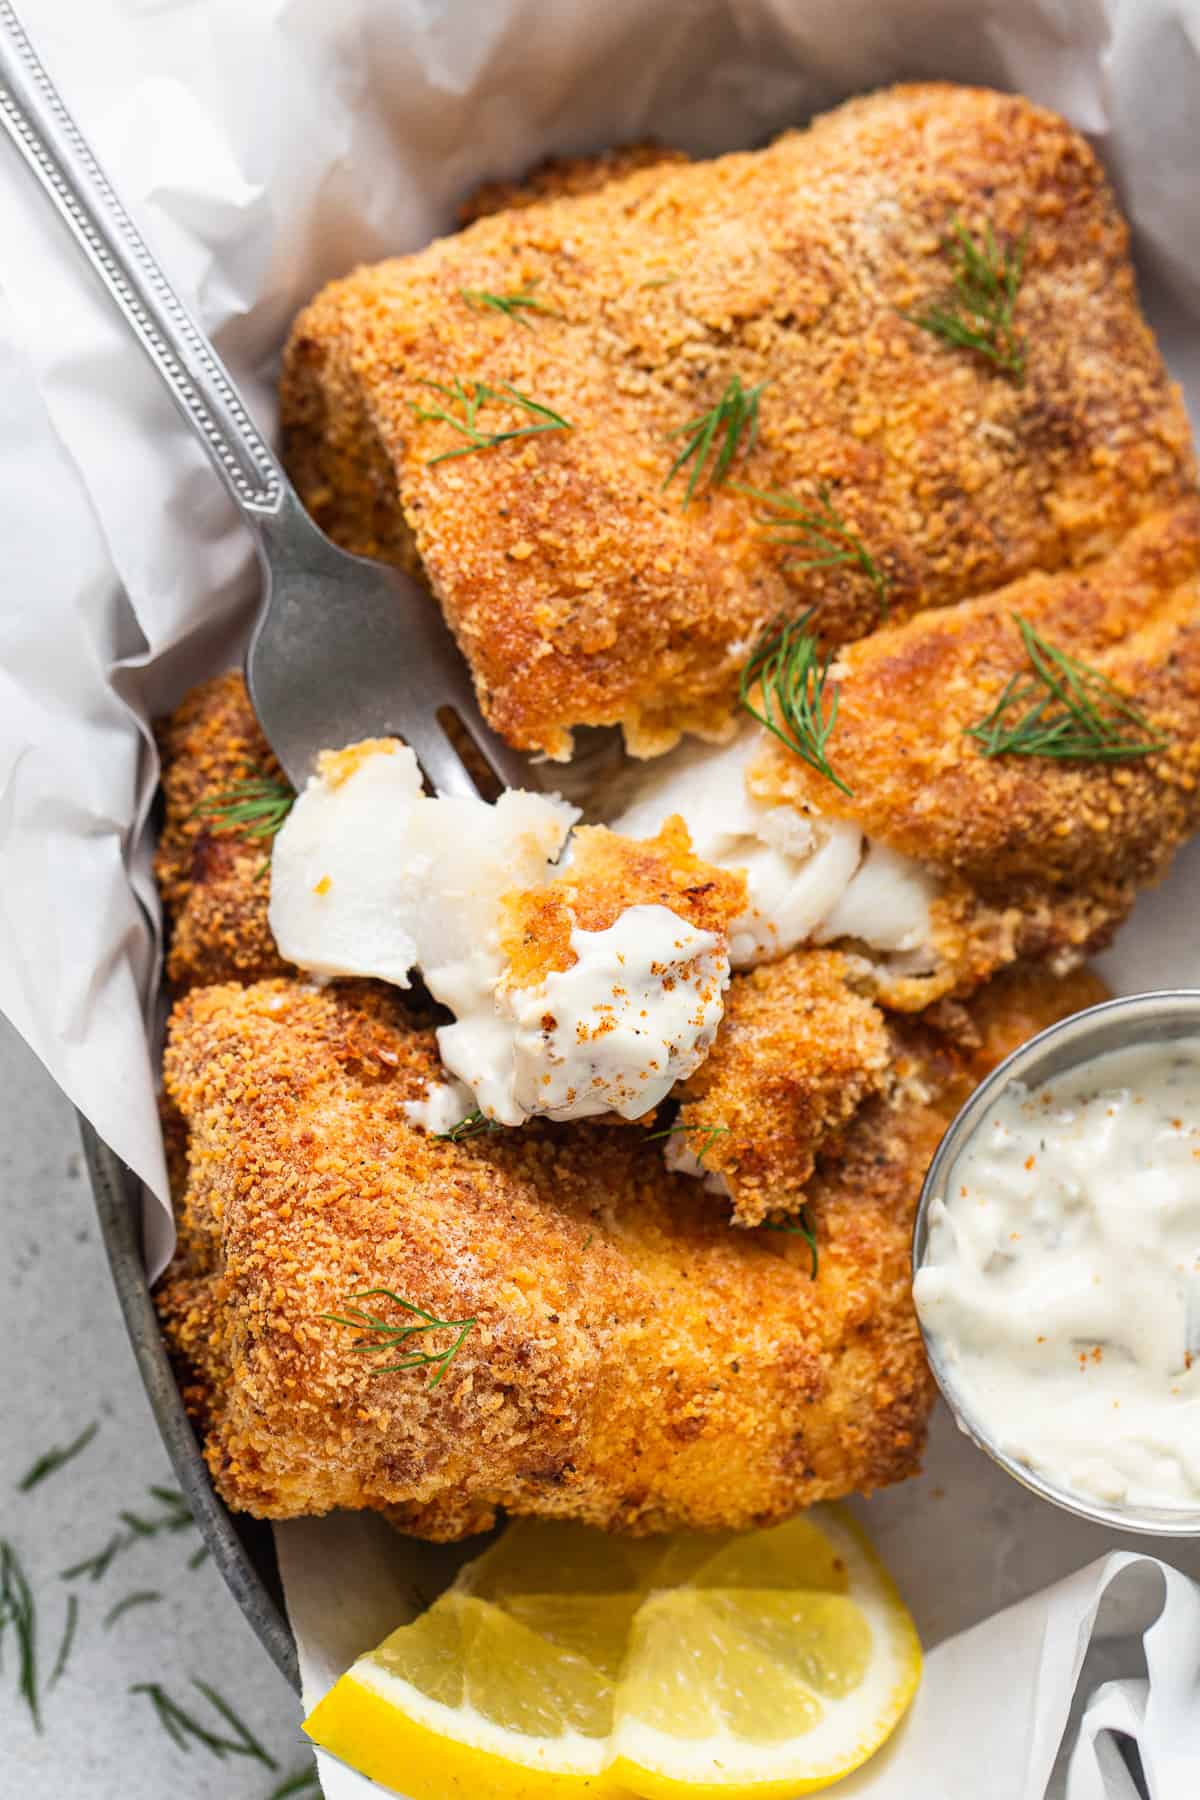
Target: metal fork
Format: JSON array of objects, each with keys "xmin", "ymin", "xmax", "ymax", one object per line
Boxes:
[{"xmin": 0, "ymin": 0, "xmax": 530, "ymax": 798}]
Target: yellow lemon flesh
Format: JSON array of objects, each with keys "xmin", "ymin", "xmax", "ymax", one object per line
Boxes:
[{"xmin": 303, "ymin": 1508, "xmax": 920, "ymax": 1800}]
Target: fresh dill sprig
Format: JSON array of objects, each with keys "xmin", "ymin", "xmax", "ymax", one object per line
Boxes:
[
  {"xmin": 103, "ymin": 1589, "xmax": 162, "ymax": 1630},
  {"xmin": 194, "ymin": 776, "xmax": 293, "ymax": 842},
  {"xmin": 187, "ymin": 1544, "xmax": 210, "ymax": 1571},
  {"xmin": 120, "ymin": 1487, "xmax": 194, "ymax": 1540},
  {"xmin": 60, "ymin": 1535, "xmax": 122, "ymax": 1584},
  {"xmin": 647, "ymin": 1121, "xmax": 730, "ymax": 1168},
  {"xmin": 194, "ymin": 1680, "xmax": 278, "ymax": 1767},
  {"xmin": 321, "ymin": 1289, "xmax": 477, "ymax": 1388},
  {"xmin": 47, "ymin": 1593, "xmax": 78, "ymax": 1691},
  {"xmin": 61, "ymin": 1486, "xmax": 197, "ymax": 1583},
  {"xmin": 267, "ymin": 1766, "xmax": 324, "ymax": 1800},
  {"xmin": 760, "ymin": 1210, "xmax": 819, "ymax": 1280},
  {"xmin": 130, "ymin": 1679, "xmax": 278, "ymax": 1769},
  {"xmin": 966, "ymin": 614, "xmax": 1167, "ymax": 763},
  {"xmin": 460, "ymin": 280, "xmax": 561, "ymax": 328},
  {"xmin": 17, "ymin": 1421, "xmax": 99, "ymax": 1493},
  {"xmin": 664, "ymin": 375, "xmax": 765, "ymax": 509},
  {"xmin": 0, "ymin": 1539, "xmax": 40, "ymax": 1731},
  {"xmin": 905, "ymin": 218, "xmax": 1027, "ymax": 381},
  {"xmin": 739, "ymin": 612, "xmax": 853, "ymax": 797},
  {"xmin": 413, "ymin": 379, "xmax": 572, "ymax": 465},
  {"xmin": 147, "ymin": 1483, "xmax": 191, "ymax": 1510},
  {"xmin": 738, "ymin": 482, "xmax": 890, "ymax": 618},
  {"xmin": 435, "ymin": 1107, "xmax": 502, "ymax": 1143}
]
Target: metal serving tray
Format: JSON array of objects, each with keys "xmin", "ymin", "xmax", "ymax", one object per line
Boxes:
[{"xmin": 80, "ymin": 1116, "xmax": 300, "ymax": 1691}]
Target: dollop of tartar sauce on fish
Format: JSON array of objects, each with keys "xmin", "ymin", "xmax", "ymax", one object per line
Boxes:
[
  {"xmin": 451, "ymin": 906, "xmax": 726, "ymax": 1122},
  {"xmin": 268, "ymin": 740, "xmax": 729, "ymax": 1127},
  {"xmin": 607, "ymin": 730, "xmax": 935, "ymax": 968},
  {"xmin": 914, "ymin": 1040, "xmax": 1200, "ymax": 1512}
]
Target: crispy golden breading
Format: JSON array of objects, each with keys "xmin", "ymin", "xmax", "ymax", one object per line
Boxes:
[
  {"xmin": 155, "ymin": 672, "xmax": 293, "ymax": 991},
  {"xmin": 751, "ymin": 500, "xmax": 1200, "ymax": 939},
  {"xmin": 153, "ymin": 83, "xmax": 1185, "ymax": 1548},
  {"xmin": 671, "ymin": 951, "xmax": 892, "ymax": 1227},
  {"xmin": 458, "ymin": 143, "xmax": 689, "ymax": 226},
  {"xmin": 156, "ymin": 962, "xmax": 1102, "ymax": 1537},
  {"xmin": 669, "ymin": 952, "xmax": 1109, "ymax": 1226},
  {"xmin": 281, "ymin": 83, "xmax": 1194, "ymax": 761},
  {"xmin": 945, "ymin": 960, "xmax": 1109, "ymax": 1082},
  {"xmin": 849, "ymin": 869, "xmax": 1117, "ymax": 1013},
  {"xmin": 500, "ymin": 817, "xmax": 746, "ymax": 988}
]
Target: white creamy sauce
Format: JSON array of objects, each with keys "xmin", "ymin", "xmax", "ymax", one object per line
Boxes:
[
  {"xmin": 269, "ymin": 741, "xmax": 728, "ymax": 1128},
  {"xmin": 402, "ymin": 1079, "xmax": 475, "ymax": 1136},
  {"xmin": 449, "ymin": 906, "xmax": 728, "ymax": 1123},
  {"xmin": 914, "ymin": 1040, "xmax": 1200, "ymax": 1512},
  {"xmin": 607, "ymin": 729, "xmax": 935, "ymax": 969}
]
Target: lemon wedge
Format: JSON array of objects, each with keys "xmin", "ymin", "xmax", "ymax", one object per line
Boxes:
[{"xmin": 303, "ymin": 1509, "xmax": 920, "ymax": 1800}]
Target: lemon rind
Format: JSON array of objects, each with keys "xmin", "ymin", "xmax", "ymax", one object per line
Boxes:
[{"xmin": 305, "ymin": 1506, "xmax": 921, "ymax": 1800}]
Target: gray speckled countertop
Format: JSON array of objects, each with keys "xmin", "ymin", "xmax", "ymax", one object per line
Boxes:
[{"xmin": 0, "ymin": 1013, "xmax": 312, "ymax": 1799}]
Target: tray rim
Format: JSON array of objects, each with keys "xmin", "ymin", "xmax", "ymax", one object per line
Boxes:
[{"xmin": 79, "ymin": 1112, "xmax": 301, "ymax": 1692}]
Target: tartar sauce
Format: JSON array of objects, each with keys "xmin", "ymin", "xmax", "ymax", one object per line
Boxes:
[
  {"xmin": 451, "ymin": 905, "xmax": 727, "ymax": 1123},
  {"xmin": 914, "ymin": 1040, "xmax": 1200, "ymax": 1512}
]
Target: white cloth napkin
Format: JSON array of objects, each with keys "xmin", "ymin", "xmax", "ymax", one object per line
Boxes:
[
  {"xmin": 4, "ymin": 0, "xmax": 1200, "ymax": 1792},
  {"xmin": 842, "ymin": 1552, "xmax": 1200, "ymax": 1799}
]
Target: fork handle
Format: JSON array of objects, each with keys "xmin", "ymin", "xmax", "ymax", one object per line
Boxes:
[{"xmin": 0, "ymin": 0, "xmax": 285, "ymax": 520}]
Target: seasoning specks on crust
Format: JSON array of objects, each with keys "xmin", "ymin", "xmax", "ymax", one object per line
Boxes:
[
  {"xmin": 154, "ymin": 672, "xmax": 293, "ymax": 993},
  {"xmin": 281, "ymin": 83, "xmax": 1195, "ymax": 761}
]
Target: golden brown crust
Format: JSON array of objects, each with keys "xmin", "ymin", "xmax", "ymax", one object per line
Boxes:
[
  {"xmin": 673, "ymin": 950, "xmax": 892, "ymax": 1226},
  {"xmin": 500, "ymin": 816, "xmax": 747, "ymax": 987},
  {"xmin": 154, "ymin": 672, "xmax": 293, "ymax": 992},
  {"xmin": 281, "ymin": 83, "xmax": 1195, "ymax": 761},
  {"xmin": 670, "ymin": 951, "xmax": 1109, "ymax": 1228},
  {"xmin": 948, "ymin": 959, "xmax": 1109, "ymax": 1083},
  {"xmin": 156, "ymin": 961, "xmax": 1101, "ymax": 1537},
  {"xmin": 457, "ymin": 143, "xmax": 690, "ymax": 226},
  {"xmin": 751, "ymin": 499, "xmax": 1200, "ymax": 907}
]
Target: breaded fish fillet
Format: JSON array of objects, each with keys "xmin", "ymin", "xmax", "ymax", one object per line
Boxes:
[
  {"xmin": 155, "ymin": 672, "xmax": 292, "ymax": 991},
  {"xmin": 751, "ymin": 499, "xmax": 1200, "ymax": 937},
  {"xmin": 156, "ymin": 962, "xmax": 1102, "ymax": 1538},
  {"xmin": 281, "ymin": 83, "xmax": 1195, "ymax": 761}
]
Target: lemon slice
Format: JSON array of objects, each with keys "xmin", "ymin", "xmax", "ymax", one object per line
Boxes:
[{"xmin": 303, "ymin": 1509, "xmax": 920, "ymax": 1800}]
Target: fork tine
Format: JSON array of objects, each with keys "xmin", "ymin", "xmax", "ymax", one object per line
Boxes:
[
  {"xmin": 404, "ymin": 711, "xmax": 500, "ymax": 801},
  {"xmin": 247, "ymin": 499, "xmax": 539, "ymax": 800},
  {"xmin": 453, "ymin": 707, "xmax": 542, "ymax": 795}
]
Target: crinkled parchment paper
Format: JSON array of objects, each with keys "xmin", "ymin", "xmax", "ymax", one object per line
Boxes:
[{"xmin": 3, "ymin": 1, "xmax": 1200, "ymax": 1793}]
